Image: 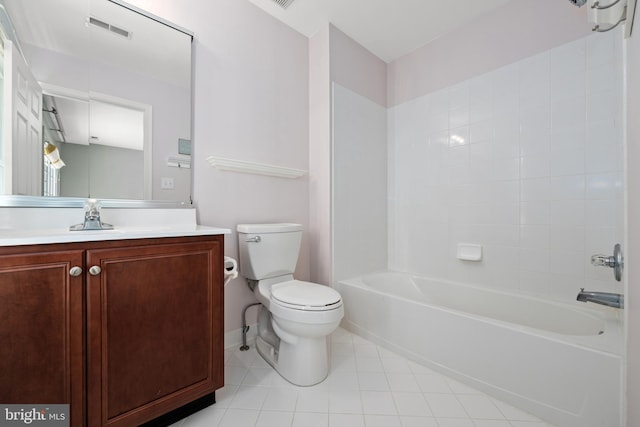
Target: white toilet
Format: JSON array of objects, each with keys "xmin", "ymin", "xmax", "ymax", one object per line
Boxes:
[{"xmin": 237, "ymin": 223, "xmax": 344, "ymax": 386}]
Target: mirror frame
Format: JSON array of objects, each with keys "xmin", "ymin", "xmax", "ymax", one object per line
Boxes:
[{"xmin": 0, "ymin": 195, "xmax": 191, "ymax": 208}]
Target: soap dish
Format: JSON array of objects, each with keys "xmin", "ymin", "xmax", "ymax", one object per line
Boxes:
[{"xmin": 457, "ymin": 243, "xmax": 482, "ymax": 261}]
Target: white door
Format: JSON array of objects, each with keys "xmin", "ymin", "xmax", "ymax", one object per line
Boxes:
[{"xmin": 2, "ymin": 38, "xmax": 42, "ymax": 196}]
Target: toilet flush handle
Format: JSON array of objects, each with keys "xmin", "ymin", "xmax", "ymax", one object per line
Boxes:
[{"xmin": 245, "ymin": 235, "xmax": 261, "ymax": 243}]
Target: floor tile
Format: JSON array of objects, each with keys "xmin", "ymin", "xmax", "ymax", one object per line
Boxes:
[
  {"xmin": 363, "ymin": 414, "xmax": 402, "ymax": 427},
  {"xmin": 180, "ymin": 406, "xmax": 225, "ymax": 427},
  {"xmin": 399, "ymin": 415, "xmax": 439, "ymax": 427},
  {"xmin": 329, "ymin": 413, "xmax": 365, "ymax": 427},
  {"xmin": 360, "ymin": 390, "xmax": 398, "ymax": 415},
  {"xmin": 217, "ymin": 408, "xmax": 258, "ymax": 427},
  {"xmin": 392, "ymin": 391, "xmax": 432, "ymax": 417},
  {"xmin": 296, "ymin": 388, "xmax": 329, "ymax": 413},
  {"xmin": 386, "ymin": 373, "xmax": 421, "ymax": 392},
  {"xmin": 328, "ymin": 389, "xmax": 363, "ymax": 414},
  {"xmin": 435, "ymin": 418, "xmax": 476, "ymax": 427},
  {"xmin": 456, "ymin": 394, "xmax": 504, "ymax": 419},
  {"xmin": 415, "ymin": 373, "xmax": 453, "ymax": 393},
  {"xmin": 177, "ymin": 328, "xmax": 553, "ymax": 427},
  {"xmin": 261, "ymin": 387, "xmax": 299, "ymax": 411},
  {"xmin": 228, "ymin": 385, "xmax": 269, "ymax": 410},
  {"xmin": 292, "ymin": 412, "xmax": 329, "ymax": 427},
  {"xmin": 473, "ymin": 420, "xmax": 513, "ymax": 427},
  {"xmin": 357, "ymin": 372, "xmax": 390, "ymax": 391},
  {"xmin": 423, "ymin": 393, "xmax": 469, "ymax": 418},
  {"xmin": 255, "ymin": 410, "xmax": 294, "ymax": 427}
]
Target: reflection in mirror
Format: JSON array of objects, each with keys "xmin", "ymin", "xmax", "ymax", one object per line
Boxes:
[
  {"xmin": 0, "ymin": 0, "xmax": 193, "ymax": 202},
  {"xmin": 42, "ymin": 88, "xmax": 148, "ymax": 199}
]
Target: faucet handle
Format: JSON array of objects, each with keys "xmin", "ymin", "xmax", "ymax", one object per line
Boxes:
[
  {"xmin": 591, "ymin": 254, "xmax": 615, "ymax": 267},
  {"xmin": 590, "ymin": 243, "xmax": 623, "ymax": 282},
  {"xmin": 84, "ymin": 198, "xmax": 101, "ymax": 219}
]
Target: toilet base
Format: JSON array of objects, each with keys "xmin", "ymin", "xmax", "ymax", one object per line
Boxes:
[{"xmin": 255, "ymin": 334, "xmax": 330, "ymax": 387}]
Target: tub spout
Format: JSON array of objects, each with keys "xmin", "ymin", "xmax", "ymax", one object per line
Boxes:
[{"xmin": 576, "ymin": 288, "xmax": 624, "ymax": 309}]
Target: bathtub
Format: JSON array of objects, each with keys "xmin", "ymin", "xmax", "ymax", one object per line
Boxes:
[{"xmin": 336, "ymin": 271, "xmax": 623, "ymax": 427}]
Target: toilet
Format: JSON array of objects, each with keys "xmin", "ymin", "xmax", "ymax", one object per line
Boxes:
[{"xmin": 237, "ymin": 223, "xmax": 344, "ymax": 386}]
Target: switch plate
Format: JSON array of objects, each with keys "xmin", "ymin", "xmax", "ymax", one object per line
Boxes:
[{"xmin": 161, "ymin": 177, "xmax": 174, "ymax": 189}]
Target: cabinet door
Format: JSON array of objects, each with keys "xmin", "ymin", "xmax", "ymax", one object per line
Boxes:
[
  {"xmin": 86, "ymin": 238, "xmax": 223, "ymax": 427},
  {"xmin": 0, "ymin": 250, "xmax": 85, "ymax": 427}
]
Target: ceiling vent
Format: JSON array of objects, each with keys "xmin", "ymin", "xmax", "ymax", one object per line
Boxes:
[
  {"xmin": 88, "ymin": 16, "xmax": 131, "ymax": 39},
  {"xmin": 270, "ymin": 0, "xmax": 296, "ymax": 9}
]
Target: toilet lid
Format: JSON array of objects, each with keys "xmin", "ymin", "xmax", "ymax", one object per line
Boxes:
[{"xmin": 271, "ymin": 280, "xmax": 342, "ymax": 309}]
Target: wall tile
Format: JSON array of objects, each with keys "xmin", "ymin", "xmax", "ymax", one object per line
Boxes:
[{"xmin": 387, "ymin": 30, "xmax": 623, "ymax": 303}]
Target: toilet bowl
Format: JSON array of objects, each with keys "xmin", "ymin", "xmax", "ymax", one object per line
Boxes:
[{"xmin": 237, "ymin": 223, "xmax": 344, "ymax": 386}]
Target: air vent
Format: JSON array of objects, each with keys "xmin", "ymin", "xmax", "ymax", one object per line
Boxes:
[
  {"xmin": 270, "ymin": 0, "xmax": 296, "ymax": 9},
  {"xmin": 88, "ymin": 16, "xmax": 132, "ymax": 39}
]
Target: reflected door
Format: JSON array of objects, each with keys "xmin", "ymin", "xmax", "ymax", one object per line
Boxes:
[{"xmin": 2, "ymin": 38, "xmax": 42, "ymax": 195}]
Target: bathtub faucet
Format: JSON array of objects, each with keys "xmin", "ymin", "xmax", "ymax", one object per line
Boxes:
[{"xmin": 576, "ymin": 288, "xmax": 624, "ymax": 309}]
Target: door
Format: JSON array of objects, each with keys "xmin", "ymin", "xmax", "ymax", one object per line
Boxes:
[
  {"xmin": 0, "ymin": 249, "xmax": 85, "ymax": 427},
  {"xmin": 86, "ymin": 238, "xmax": 224, "ymax": 427},
  {"xmin": 2, "ymin": 38, "xmax": 43, "ymax": 195}
]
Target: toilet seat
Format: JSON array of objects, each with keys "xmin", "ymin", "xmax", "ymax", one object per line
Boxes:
[{"xmin": 271, "ymin": 280, "xmax": 342, "ymax": 311}]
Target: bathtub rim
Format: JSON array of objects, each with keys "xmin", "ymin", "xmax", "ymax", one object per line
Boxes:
[{"xmin": 336, "ymin": 270, "xmax": 623, "ymax": 356}]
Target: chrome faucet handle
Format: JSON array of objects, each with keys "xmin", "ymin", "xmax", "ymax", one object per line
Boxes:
[
  {"xmin": 591, "ymin": 254, "xmax": 615, "ymax": 268},
  {"xmin": 69, "ymin": 198, "xmax": 113, "ymax": 231},
  {"xmin": 590, "ymin": 243, "xmax": 623, "ymax": 282}
]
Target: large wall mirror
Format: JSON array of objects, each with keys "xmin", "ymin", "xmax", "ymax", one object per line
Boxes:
[{"xmin": 0, "ymin": 0, "xmax": 193, "ymax": 203}]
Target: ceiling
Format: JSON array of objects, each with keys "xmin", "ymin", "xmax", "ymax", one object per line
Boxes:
[
  {"xmin": 3, "ymin": 0, "xmax": 191, "ymax": 89},
  {"xmin": 248, "ymin": 0, "xmax": 515, "ymax": 63}
]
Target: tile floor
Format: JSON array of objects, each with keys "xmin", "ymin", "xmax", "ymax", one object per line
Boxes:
[{"xmin": 172, "ymin": 328, "xmax": 554, "ymax": 427}]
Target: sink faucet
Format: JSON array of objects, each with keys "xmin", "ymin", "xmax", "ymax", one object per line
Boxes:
[
  {"xmin": 576, "ymin": 288, "xmax": 624, "ymax": 309},
  {"xmin": 69, "ymin": 199, "xmax": 114, "ymax": 231}
]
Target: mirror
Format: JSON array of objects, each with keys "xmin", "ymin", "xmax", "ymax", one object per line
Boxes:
[{"xmin": 0, "ymin": 0, "xmax": 193, "ymax": 202}]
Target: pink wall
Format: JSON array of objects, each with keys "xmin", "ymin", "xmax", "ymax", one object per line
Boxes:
[
  {"xmin": 388, "ymin": 0, "xmax": 591, "ymax": 107},
  {"xmin": 329, "ymin": 25, "xmax": 387, "ymax": 108},
  {"xmin": 308, "ymin": 26, "xmax": 332, "ymax": 286},
  {"xmin": 127, "ymin": 0, "xmax": 310, "ymax": 334}
]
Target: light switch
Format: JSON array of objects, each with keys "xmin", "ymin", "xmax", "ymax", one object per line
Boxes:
[{"xmin": 161, "ymin": 177, "xmax": 174, "ymax": 189}]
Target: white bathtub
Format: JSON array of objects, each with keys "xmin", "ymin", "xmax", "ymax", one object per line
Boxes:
[{"xmin": 336, "ymin": 271, "xmax": 623, "ymax": 427}]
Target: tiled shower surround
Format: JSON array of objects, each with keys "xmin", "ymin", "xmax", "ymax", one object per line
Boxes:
[{"xmin": 387, "ymin": 28, "xmax": 624, "ymax": 302}]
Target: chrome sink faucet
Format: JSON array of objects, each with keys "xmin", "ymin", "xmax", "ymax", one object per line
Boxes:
[
  {"xmin": 576, "ymin": 289, "xmax": 624, "ymax": 309},
  {"xmin": 69, "ymin": 199, "xmax": 114, "ymax": 231}
]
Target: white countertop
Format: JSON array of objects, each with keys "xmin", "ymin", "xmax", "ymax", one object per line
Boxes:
[
  {"xmin": 0, "ymin": 206, "xmax": 231, "ymax": 247},
  {"xmin": 0, "ymin": 225, "xmax": 231, "ymax": 247}
]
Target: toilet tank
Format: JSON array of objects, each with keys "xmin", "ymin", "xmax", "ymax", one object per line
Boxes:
[{"xmin": 237, "ymin": 223, "xmax": 303, "ymax": 280}]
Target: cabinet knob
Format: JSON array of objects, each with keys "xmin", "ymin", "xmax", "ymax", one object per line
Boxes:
[
  {"xmin": 89, "ymin": 265, "xmax": 102, "ymax": 276},
  {"xmin": 69, "ymin": 266, "xmax": 83, "ymax": 277}
]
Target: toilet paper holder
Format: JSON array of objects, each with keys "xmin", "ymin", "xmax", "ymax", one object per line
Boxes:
[{"xmin": 223, "ymin": 256, "xmax": 238, "ymax": 286}]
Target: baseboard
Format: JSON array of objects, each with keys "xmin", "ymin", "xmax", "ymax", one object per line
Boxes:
[{"xmin": 224, "ymin": 323, "xmax": 257, "ymax": 350}]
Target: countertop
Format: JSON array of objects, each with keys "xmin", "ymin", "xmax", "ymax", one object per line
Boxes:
[
  {"xmin": 0, "ymin": 206, "xmax": 231, "ymax": 246},
  {"xmin": 0, "ymin": 225, "xmax": 231, "ymax": 247}
]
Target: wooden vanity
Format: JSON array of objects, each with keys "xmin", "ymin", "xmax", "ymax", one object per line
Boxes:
[{"xmin": 0, "ymin": 213, "xmax": 228, "ymax": 427}]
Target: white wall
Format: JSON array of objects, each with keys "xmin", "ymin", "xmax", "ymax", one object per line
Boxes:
[
  {"xmin": 332, "ymin": 83, "xmax": 387, "ymax": 281},
  {"xmin": 625, "ymin": 5, "xmax": 640, "ymax": 426},
  {"xmin": 388, "ymin": 29, "xmax": 624, "ymax": 304}
]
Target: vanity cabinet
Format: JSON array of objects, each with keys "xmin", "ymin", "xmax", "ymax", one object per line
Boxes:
[
  {"xmin": 0, "ymin": 249, "xmax": 85, "ymax": 424},
  {"xmin": 0, "ymin": 235, "xmax": 224, "ymax": 427}
]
